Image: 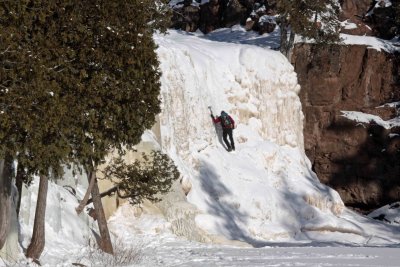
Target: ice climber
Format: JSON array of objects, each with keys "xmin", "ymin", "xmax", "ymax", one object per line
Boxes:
[{"xmin": 211, "ymin": 111, "xmax": 236, "ymax": 152}]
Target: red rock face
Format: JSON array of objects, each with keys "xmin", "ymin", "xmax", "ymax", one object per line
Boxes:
[{"xmin": 292, "ymin": 43, "xmax": 400, "ymax": 212}]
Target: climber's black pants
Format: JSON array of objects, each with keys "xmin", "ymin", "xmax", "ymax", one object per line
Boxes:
[{"xmin": 222, "ymin": 128, "xmax": 235, "ymax": 150}]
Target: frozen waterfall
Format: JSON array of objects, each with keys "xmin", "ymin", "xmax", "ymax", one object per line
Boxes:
[{"xmin": 151, "ymin": 30, "xmax": 344, "ymax": 244}]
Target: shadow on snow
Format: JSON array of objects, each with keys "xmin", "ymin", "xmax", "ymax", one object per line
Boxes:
[{"xmin": 198, "ymin": 160, "xmax": 270, "ymax": 248}]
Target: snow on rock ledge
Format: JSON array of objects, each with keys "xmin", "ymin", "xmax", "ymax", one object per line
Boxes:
[
  {"xmin": 341, "ymin": 110, "xmax": 400, "ymax": 129},
  {"xmin": 149, "ymin": 30, "xmax": 345, "ymax": 243}
]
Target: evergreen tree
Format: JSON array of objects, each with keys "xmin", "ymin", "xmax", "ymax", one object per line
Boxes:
[
  {"xmin": 0, "ymin": 1, "xmax": 74, "ymax": 255},
  {"xmin": 51, "ymin": 0, "xmax": 169, "ymax": 254},
  {"xmin": 103, "ymin": 151, "xmax": 180, "ymax": 205},
  {"xmin": 276, "ymin": 0, "xmax": 341, "ymax": 57},
  {"xmin": 0, "ymin": 0, "xmax": 169, "ymax": 258}
]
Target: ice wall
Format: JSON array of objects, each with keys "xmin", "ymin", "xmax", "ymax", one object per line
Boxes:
[
  {"xmin": 1, "ymin": 170, "xmax": 98, "ymax": 265},
  {"xmin": 156, "ymin": 31, "xmax": 304, "ymax": 155},
  {"xmin": 0, "ymin": 185, "xmax": 20, "ymax": 262},
  {"xmin": 153, "ymin": 31, "xmax": 345, "ymax": 243}
]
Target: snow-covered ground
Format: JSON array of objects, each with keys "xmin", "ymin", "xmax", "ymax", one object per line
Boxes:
[
  {"xmin": 141, "ymin": 245, "xmax": 400, "ymax": 267},
  {"xmin": 107, "ymin": 203, "xmax": 400, "ymax": 267},
  {"xmin": 2, "ymin": 27, "xmax": 400, "ymax": 267},
  {"xmin": 107, "ymin": 205, "xmax": 400, "ymax": 267}
]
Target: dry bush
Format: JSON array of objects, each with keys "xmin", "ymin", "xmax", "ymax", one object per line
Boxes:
[
  {"xmin": 0, "ymin": 254, "xmax": 28, "ymax": 267},
  {"xmin": 1, "ymin": 252, "xmax": 44, "ymax": 267},
  {"xmin": 73, "ymin": 237, "xmax": 144, "ymax": 267}
]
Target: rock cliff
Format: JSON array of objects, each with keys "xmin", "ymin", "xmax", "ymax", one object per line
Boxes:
[
  {"xmin": 292, "ymin": 43, "xmax": 400, "ymax": 212},
  {"xmin": 291, "ymin": 0, "xmax": 400, "ymax": 212}
]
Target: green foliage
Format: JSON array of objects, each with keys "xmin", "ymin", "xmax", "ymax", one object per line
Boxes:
[
  {"xmin": 0, "ymin": 1, "xmax": 75, "ymax": 177},
  {"xmin": 103, "ymin": 151, "xmax": 180, "ymax": 205},
  {"xmin": 276, "ymin": 0, "xmax": 341, "ymax": 45},
  {"xmin": 0, "ymin": 1, "xmax": 170, "ymax": 176},
  {"xmin": 49, "ymin": 0, "xmax": 169, "ymax": 170}
]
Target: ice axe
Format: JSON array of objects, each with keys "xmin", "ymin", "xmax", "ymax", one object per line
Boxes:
[{"xmin": 208, "ymin": 106, "xmax": 213, "ymax": 115}]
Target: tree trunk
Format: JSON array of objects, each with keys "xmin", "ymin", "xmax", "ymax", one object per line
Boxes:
[
  {"xmin": 86, "ymin": 186, "xmax": 118, "ymax": 206},
  {"xmin": 286, "ymin": 31, "xmax": 296, "ymax": 61},
  {"xmin": 279, "ymin": 20, "xmax": 295, "ymax": 59},
  {"xmin": 279, "ymin": 15, "xmax": 296, "ymax": 59},
  {"xmin": 279, "ymin": 18, "xmax": 289, "ymax": 56},
  {"xmin": 75, "ymin": 171, "xmax": 96, "ymax": 214},
  {"xmin": 26, "ymin": 175, "xmax": 48, "ymax": 261},
  {"xmin": 15, "ymin": 163, "xmax": 26, "ymax": 216},
  {"xmin": 0, "ymin": 154, "xmax": 13, "ymax": 249},
  {"xmin": 90, "ymin": 171, "xmax": 114, "ymax": 255}
]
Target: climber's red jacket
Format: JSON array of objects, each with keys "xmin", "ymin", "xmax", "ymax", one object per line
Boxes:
[{"xmin": 212, "ymin": 115, "xmax": 235, "ymax": 129}]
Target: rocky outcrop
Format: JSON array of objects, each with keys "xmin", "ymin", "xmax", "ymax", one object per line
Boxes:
[
  {"xmin": 171, "ymin": 0, "xmax": 201, "ymax": 32},
  {"xmin": 198, "ymin": 0, "xmax": 223, "ymax": 33},
  {"xmin": 292, "ymin": 43, "xmax": 400, "ymax": 212},
  {"xmin": 170, "ymin": 0, "xmax": 277, "ymax": 34},
  {"xmin": 340, "ymin": 0, "xmax": 398, "ymax": 39},
  {"xmin": 170, "ymin": 0, "xmax": 398, "ymax": 39},
  {"xmin": 339, "ymin": 0, "xmax": 374, "ymax": 36},
  {"xmin": 340, "ymin": 0, "xmax": 370, "ymax": 19}
]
